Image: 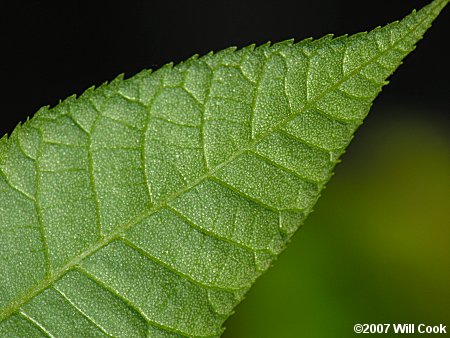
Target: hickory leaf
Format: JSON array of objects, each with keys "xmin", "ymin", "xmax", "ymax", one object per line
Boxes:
[{"xmin": 0, "ymin": 0, "xmax": 447, "ymax": 336}]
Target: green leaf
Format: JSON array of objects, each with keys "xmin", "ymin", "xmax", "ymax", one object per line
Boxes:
[{"xmin": 0, "ymin": 0, "xmax": 447, "ymax": 336}]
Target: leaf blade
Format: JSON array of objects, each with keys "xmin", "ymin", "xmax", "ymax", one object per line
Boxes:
[{"xmin": 0, "ymin": 0, "xmax": 447, "ymax": 336}]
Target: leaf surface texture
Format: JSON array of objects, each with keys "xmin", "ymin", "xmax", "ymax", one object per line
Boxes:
[{"xmin": 0, "ymin": 1, "xmax": 447, "ymax": 336}]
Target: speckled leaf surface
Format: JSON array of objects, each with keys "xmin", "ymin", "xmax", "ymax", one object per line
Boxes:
[{"xmin": 0, "ymin": 1, "xmax": 447, "ymax": 336}]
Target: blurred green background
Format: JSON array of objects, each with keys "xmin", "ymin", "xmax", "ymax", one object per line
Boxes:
[{"xmin": 223, "ymin": 104, "xmax": 450, "ymax": 337}]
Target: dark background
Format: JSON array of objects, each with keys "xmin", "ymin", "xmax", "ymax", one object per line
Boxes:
[
  {"xmin": 0, "ymin": 0, "xmax": 449, "ymax": 134},
  {"xmin": 1, "ymin": 1, "xmax": 449, "ymax": 337}
]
